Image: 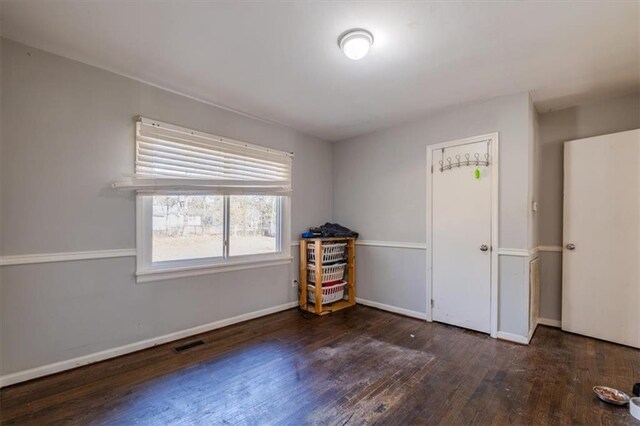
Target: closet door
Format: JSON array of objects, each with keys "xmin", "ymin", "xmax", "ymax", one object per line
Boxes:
[
  {"xmin": 562, "ymin": 129, "xmax": 640, "ymax": 348},
  {"xmin": 431, "ymin": 139, "xmax": 493, "ymax": 334}
]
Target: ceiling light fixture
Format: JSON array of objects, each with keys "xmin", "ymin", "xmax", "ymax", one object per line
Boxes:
[{"xmin": 338, "ymin": 29, "xmax": 374, "ymax": 60}]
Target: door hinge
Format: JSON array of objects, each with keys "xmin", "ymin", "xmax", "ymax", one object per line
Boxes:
[
  {"xmin": 431, "ymin": 165, "xmax": 434, "ymax": 173},
  {"xmin": 430, "ymin": 299, "xmax": 434, "ymax": 308}
]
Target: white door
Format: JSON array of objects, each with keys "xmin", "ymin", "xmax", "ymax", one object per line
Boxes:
[
  {"xmin": 431, "ymin": 139, "xmax": 493, "ymax": 333},
  {"xmin": 562, "ymin": 129, "xmax": 640, "ymax": 348}
]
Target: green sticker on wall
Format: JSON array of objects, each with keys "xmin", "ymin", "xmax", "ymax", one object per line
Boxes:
[{"xmin": 475, "ymin": 167, "xmax": 481, "ymax": 180}]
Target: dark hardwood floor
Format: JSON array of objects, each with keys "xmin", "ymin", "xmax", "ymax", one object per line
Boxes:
[{"xmin": 1, "ymin": 305, "xmax": 638, "ymax": 425}]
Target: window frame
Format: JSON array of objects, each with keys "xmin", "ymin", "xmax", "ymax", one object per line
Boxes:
[{"xmin": 136, "ymin": 194, "xmax": 291, "ymax": 283}]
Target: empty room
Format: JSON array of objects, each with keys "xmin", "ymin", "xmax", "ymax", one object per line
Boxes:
[{"xmin": 0, "ymin": 1, "xmax": 639, "ymax": 424}]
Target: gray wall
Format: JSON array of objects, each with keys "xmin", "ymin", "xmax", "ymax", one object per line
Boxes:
[
  {"xmin": 0, "ymin": 39, "xmax": 334, "ymax": 375},
  {"xmin": 536, "ymin": 92, "xmax": 640, "ymax": 321},
  {"xmin": 333, "ymin": 92, "xmax": 533, "ymax": 337},
  {"xmin": 0, "ymin": 26, "xmax": 4, "ymax": 377},
  {"xmin": 333, "ymin": 93, "xmax": 531, "ymax": 248}
]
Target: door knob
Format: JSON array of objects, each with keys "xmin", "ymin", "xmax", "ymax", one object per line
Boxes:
[
  {"xmin": 480, "ymin": 245, "xmax": 489, "ymax": 252},
  {"xmin": 566, "ymin": 243, "xmax": 575, "ymax": 250}
]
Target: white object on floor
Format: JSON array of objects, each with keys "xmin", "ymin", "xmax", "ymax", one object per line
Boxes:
[{"xmin": 630, "ymin": 397, "xmax": 640, "ymax": 421}]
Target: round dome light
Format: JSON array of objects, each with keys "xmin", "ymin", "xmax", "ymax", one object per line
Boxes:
[{"xmin": 338, "ymin": 29, "xmax": 374, "ymax": 60}]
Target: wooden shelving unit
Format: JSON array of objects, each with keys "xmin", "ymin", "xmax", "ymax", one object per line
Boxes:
[{"xmin": 298, "ymin": 237, "xmax": 356, "ymax": 315}]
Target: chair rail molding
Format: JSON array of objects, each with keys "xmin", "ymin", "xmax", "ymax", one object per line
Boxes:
[
  {"xmin": 292, "ymin": 240, "xmax": 426, "ymax": 250},
  {"xmin": 356, "ymin": 240, "xmax": 427, "ymax": 250},
  {"xmin": 0, "ymin": 243, "xmax": 563, "ymax": 266},
  {"xmin": 2, "ymin": 242, "xmax": 305, "ymax": 266},
  {"xmin": 497, "ymin": 246, "xmax": 563, "ymax": 257},
  {"xmin": 0, "ymin": 249, "xmax": 137, "ymax": 266},
  {"xmin": 497, "ymin": 248, "xmax": 530, "ymax": 257},
  {"xmin": 537, "ymin": 245, "xmax": 563, "ymax": 252}
]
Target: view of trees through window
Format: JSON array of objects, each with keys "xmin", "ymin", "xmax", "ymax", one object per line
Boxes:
[
  {"xmin": 229, "ymin": 195, "xmax": 278, "ymax": 256},
  {"xmin": 152, "ymin": 195, "xmax": 278, "ymax": 262}
]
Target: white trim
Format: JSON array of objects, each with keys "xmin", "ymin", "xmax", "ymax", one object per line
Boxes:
[
  {"xmin": 281, "ymin": 197, "xmax": 292, "ymax": 258},
  {"xmin": 537, "ymin": 245, "xmax": 563, "ymax": 253},
  {"xmin": 356, "ymin": 240, "xmax": 427, "ymax": 250},
  {"xmin": 426, "ymin": 132, "xmax": 499, "ymax": 337},
  {"xmin": 1, "ymin": 239, "xmax": 301, "ymax": 267},
  {"xmin": 137, "ymin": 195, "xmax": 150, "ymax": 274},
  {"xmin": 292, "ymin": 240, "xmax": 427, "ymax": 250},
  {"xmin": 497, "ymin": 331, "xmax": 530, "ymax": 345},
  {"xmin": 0, "ymin": 249, "xmax": 137, "ymax": 266},
  {"xmin": 0, "ymin": 301, "xmax": 298, "ymax": 388},
  {"xmin": 136, "ymin": 257, "xmax": 293, "ymax": 283},
  {"xmin": 356, "ymin": 298, "xmax": 428, "ymax": 320},
  {"xmin": 529, "ymin": 320, "xmax": 539, "ymax": 342},
  {"xmin": 538, "ymin": 317, "xmax": 562, "ymax": 328},
  {"xmin": 0, "ymin": 242, "xmax": 554, "ymax": 267},
  {"xmin": 490, "ymin": 135, "xmax": 500, "ymax": 339},
  {"xmin": 497, "ymin": 248, "xmax": 530, "ymax": 257},
  {"xmin": 426, "ymin": 146, "xmax": 434, "ymax": 323}
]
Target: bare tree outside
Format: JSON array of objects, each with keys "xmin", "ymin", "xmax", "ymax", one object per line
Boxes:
[
  {"xmin": 152, "ymin": 195, "xmax": 224, "ymax": 262},
  {"xmin": 229, "ymin": 195, "xmax": 278, "ymax": 256}
]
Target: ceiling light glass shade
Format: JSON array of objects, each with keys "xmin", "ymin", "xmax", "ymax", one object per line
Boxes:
[{"xmin": 339, "ymin": 29, "xmax": 374, "ymax": 60}]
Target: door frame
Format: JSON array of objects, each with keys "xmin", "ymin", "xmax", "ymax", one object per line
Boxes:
[{"xmin": 426, "ymin": 132, "xmax": 499, "ymax": 338}]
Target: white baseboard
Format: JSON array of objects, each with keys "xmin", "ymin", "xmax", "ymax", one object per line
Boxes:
[
  {"xmin": 497, "ymin": 331, "xmax": 530, "ymax": 345},
  {"xmin": 0, "ymin": 301, "xmax": 298, "ymax": 388},
  {"xmin": 528, "ymin": 320, "xmax": 539, "ymax": 342},
  {"xmin": 356, "ymin": 298, "xmax": 427, "ymax": 320},
  {"xmin": 537, "ymin": 317, "xmax": 561, "ymax": 328}
]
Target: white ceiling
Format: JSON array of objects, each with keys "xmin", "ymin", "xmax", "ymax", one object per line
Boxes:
[{"xmin": 1, "ymin": 1, "xmax": 638, "ymax": 141}]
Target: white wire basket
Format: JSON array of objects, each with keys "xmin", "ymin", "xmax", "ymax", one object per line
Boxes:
[
  {"xmin": 307, "ymin": 262, "xmax": 347, "ymax": 284},
  {"xmin": 307, "ymin": 243, "xmax": 347, "ymax": 264},
  {"xmin": 307, "ymin": 281, "xmax": 347, "ymax": 305}
]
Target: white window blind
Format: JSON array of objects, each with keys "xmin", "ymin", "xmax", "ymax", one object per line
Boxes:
[{"xmin": 113, "ymin": 117, "xmax": 293, "ymax": 194}]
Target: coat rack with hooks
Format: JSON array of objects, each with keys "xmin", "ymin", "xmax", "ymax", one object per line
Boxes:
[{"xmin": 439, "ymin": 151, "xmax": 490, "ymax": 172}]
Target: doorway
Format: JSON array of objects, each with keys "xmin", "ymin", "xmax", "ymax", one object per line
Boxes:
[{"xmin": 426, "ymin": 133, "xmax": 499, "ymax": 336}]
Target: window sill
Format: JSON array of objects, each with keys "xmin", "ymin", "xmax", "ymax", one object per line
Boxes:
[{"xmin": 136, "ymin": 256, "xmax": 293, "ymax": 283}]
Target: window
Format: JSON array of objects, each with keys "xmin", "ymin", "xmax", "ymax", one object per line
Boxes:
[
  {"xmin": 228, "ymin": 195, "xmax": 281, "ymax": 256},
  {"xmin": 152, "ymin": 195, "xmax": 224, "ymax": 262},
  {"xmin": 149, "ymin": 194, "xmax": 282, "ymax": 261},
  {"xmin": 122, "ymin": 117, "xmax": 292, "ymax": 282}
]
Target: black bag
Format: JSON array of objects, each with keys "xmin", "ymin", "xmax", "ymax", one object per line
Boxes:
[{"xmin": 316, "ymin": 223, "xmax": 358, "ymax": 238}]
